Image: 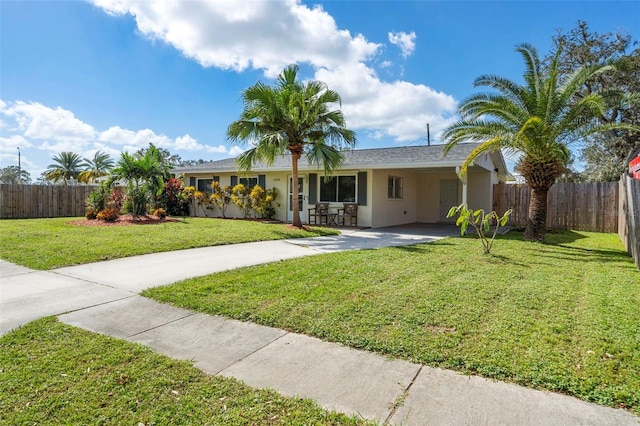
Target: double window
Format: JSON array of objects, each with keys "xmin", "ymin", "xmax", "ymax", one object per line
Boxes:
[
  {"xmin": 320, "ymin": 175, "xmax": 356, "ymax": 202},
  {"xmin": 388, "ymin": 176, "xmax": 403, "ymax": 199},
  {"xmin": 197, "ymin": 178, "xmax": 213, "ymax": 193},
  {"xmin": 239, "ymin": 177, "xmax": 258, "ymax": 189},
  {"xmin": 196, "ymin": 176, "xmax": 219, "ymax": 193}
]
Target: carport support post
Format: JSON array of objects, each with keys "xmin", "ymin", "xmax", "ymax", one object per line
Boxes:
[{"xmin": 456, "ymin": 166, "xmax": 468, "ymax": 205}]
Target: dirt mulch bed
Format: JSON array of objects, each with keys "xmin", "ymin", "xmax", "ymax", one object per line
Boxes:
[{"xmin": 69, "ymin": 214, "xmax": 182, "ymax": 227}]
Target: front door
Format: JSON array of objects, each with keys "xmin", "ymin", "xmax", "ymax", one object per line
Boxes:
[
  {"xmin": 439, "ymin": 179, "xmax": 459, "ymax": 222},
  {"xmin": 288, "ymin": 176, "xmax": 306, "ymax": 222}
]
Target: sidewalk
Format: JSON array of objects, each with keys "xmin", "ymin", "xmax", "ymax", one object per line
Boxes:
[
  {"xmin": 57, "ymin": 295, "xmax": 638, "ymax": 425},
  {"xmin": 2, "ymin": 228, "xmax": 639, "ymax": 425}
]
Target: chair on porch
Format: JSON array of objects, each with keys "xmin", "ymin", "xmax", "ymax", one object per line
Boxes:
[
  {"xmin": 308, "ymin": 202, "xmax": 330, "ymax": 225},
  {"xmin": 336, "ymin": 202, "xmax": 358, "ymax": 226}
]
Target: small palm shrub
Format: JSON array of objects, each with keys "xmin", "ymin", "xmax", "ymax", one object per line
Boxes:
[
  {"xmin": 86, "ymin": 181, "xmax": 111, "ymax": 212},
  {"xmin": 123, "ymin": 185, "xmax": 149, "ymax": 216},
  {"xmin": 96, "ymin": 208, "xmax": 119, "ymax": 222},
  {"xmin": 152, "ymin": 208, "xmax": 167, "ymax": 218}
]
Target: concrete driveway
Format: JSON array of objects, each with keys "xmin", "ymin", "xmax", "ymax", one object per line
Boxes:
[
  {"xmin": 1, "ymin": 224, "xmax": 456, "ymax": 333},
  {"xmin": 285, "ymin": 223, "xmax": 460, "ymax": 252}
]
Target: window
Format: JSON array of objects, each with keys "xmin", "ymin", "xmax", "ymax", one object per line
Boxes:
[
  {"xmin": 388, "ymin": 176, "xmax": 403, "ymax": 199},
  {"xmin": 239, "ymin": 177, "xmax": 258, "ymax": 189},
  {"xmin": 320, "ymin": 175, "xmax": 356, "ymax": 202},
  {"xmin": 197, "ymin": 178, "xmax": 213, "ymax": 193}
]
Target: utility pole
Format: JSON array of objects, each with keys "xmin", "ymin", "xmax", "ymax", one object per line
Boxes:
[
  {"xmin": 17, "ymin": 147, "xmax": 21, "ymax": 183},
  {"xmin": 426, "ymin": 123, "xmax": 431, "ymax": 146}
]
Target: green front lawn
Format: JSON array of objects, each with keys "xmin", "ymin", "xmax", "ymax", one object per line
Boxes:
[
  {"xmin": 0, "ymin": 318, "xmax": 371, "ymax": 425},
  {"xmin": 145, "ymin": 231, "xmax": 640, "ymax": 414},
  {"xmin": 0, "ymin": 217, "xmax": 338, "ymax": 269}
]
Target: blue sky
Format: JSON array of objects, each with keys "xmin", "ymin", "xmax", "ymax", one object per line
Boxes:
[{"xmin": 1, "ymin": 0, "xmax": 638, "ymax": 179}]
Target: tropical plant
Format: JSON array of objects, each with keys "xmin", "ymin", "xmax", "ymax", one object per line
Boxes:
[
  {"xmin": 447, "ymin": 204, "xmax": 512, "ymax": 254},
  {"xmin": 44, "ymin": 152, "xmax": 84, "ymax": 185},
  {"xmin": 442, "ymin": 43, "xmax": 638, "ymax": 242},
  {"xmin": 96, "ymin": 208, "xmax": 119, "ymax": 222},
  {"xmin": 250, "ymin": 185, "xmax": 279, "ymax": 219},
  {"xmin": 162, "ymin": 178, "xmax": 185, "ymax": 216},
  {"xmin": 227, "ymin": 64, "xmax": 357, "ymax": 228},
  {"xmin": 210, "ymin": 181, "xmax": 232, "ymax": 218},
  {"xmin": 78, "ymin": 151, "xmax": 115, "ymax": 183},
  {"xmin": 231, "ymin": 183, "xmax": 252, "ymax": 218},
  {"xmin": 86, "ymin": 181, "xmax": 112, "ymax": 213},
  {"xmin": 111, "ymin": 151, "xmax": 163, "ymax": 219},
  {"xmin": 152, "ymin": 208, "xmax": 167, "ymax": 218},
  {"xmin": 123, "ymin": 185, "xmax": 150, "ymax": 216}
]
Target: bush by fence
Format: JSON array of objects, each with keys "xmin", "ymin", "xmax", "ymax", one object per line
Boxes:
[
  {"xmin": 493, "ymin": 181, "xmax": 619, "ymax": 233},
  {"xmin": 0, "ymin": 184, "xmax": 97, "ymax": 219}
]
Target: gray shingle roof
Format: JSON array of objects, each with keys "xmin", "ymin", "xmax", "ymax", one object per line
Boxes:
[{"xmin": 172, "ymin": 142, "xmax": 484, "ymax": 173}]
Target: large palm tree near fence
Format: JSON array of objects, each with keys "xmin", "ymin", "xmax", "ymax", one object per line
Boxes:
[
  {"xmin": 78, "ymin": 151, "xmax": 114, "ymax": 183},
  {"xmin": 443, "ymin": 43, "xmax": 637, "ymax": 242},
  {"xmin": 45, "ymin": 152, "xmax": 84, "ymax": 185},
  {"xmin": 227, "ymin": 64, "xmax": 357, "ymax": 228}
]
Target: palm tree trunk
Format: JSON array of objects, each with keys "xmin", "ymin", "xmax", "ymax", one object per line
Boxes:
[
  {"xmin": 291, "ymin": 152, "xmax": 302, "ymax": 228},
  {"xmin": 524, "ymin": 186, "xmax": 549, "ymax": 242}
]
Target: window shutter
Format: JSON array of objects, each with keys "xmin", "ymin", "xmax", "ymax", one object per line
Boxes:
[
  {"xmin": 258, "ymin": 174, "xmax": 266, "ymax": 188},
  {"xmin": 308, "ymin": 173, "xmax": 317, "ymax": 204},
  {"xmin": 213, "ymin": 176, "xmax": 220, "ymax": 182},
  {"xmin": 357, "ymin": 171, "xmax": 367, "ymax": 205},
  {"xmin": 189, "ymin": 177, "xmax": 196, "ymax": 187},
  {"xmin": 230, "ymin": 175, "xmax": 238, "ymax": 186}
]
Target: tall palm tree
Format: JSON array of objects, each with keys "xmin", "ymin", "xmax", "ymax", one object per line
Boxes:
[
  {"xmin": 78, "ymin": 151, "xmax": 115, "ymax": 183},
  {"xmin": 442, "ymin": 43, "xmax": 637, "ymax": 242},
  {"xmin": 45, "ymin": 152, "xmax": 84, "ymax": 185},
  {"xmin": 227, "ymin": 64, "xmax": 357, "ymax": 227}
]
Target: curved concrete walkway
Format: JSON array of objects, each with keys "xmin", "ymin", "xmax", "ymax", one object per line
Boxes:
[{"xmin": 1, "ymin": 226, "xmax": 638, "ymax": 425}]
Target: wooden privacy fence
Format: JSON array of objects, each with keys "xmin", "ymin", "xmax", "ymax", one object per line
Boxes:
[
  {"xmin": 493, "ymin": 181, "xmax": 620, "ymax": 233},
  {"xmin": 618, "ymin": 176, "xmax": 640, "ymax": 268},
  {"xmin": 0, "ymin": 184, "xmax": 97, "ymax": 219}
]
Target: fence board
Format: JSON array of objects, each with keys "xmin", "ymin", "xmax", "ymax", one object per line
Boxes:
[
  {"xmin": 0, "ymin": 184, "xmax": 97, "ymax": 219},
  {"xmin": 493, "ymin": 181, "xmax": 619, "ymax": 233},
  {"xmin": 618, "ymin": 176, "xmax": 640, "ymax": 269}
]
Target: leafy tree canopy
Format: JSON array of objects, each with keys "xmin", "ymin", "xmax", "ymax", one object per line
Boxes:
[
  {"xmin": 546, "ymin": 21, "xmax": 640, "ymax": 181},
  {"xmin": 0, "ymin": 165, "xmax": 32, "ymax": 184}
]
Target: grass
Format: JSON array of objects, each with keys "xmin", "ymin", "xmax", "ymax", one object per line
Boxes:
[
  {"xmin": 144, "ymin": 231, "xmax": 640, "ymax": 414},
  {"xmin": 0, "ymin": 217, "xmax": 338, "ymax": 270},
  {"xmin": 0, "ymin": 317, "xmax": 373, "ymax": 425}
]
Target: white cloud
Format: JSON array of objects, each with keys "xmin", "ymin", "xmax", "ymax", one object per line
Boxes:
[
  {"xmin": 0, "ymin": 134, "xmax": 32, "ymax": 152},
  {"xmin": 1, "ymin": 101, "xmax": 96, "ymax": 152},
  {"xmin": 206, "ymin": 144, "xmax": 230, "ymax": 154},
  {"xmin": 315, "ymin": 64, "xmax": 457, "ymax": 142},
  {"xmin": 0, "ymin": 99, "xmax": 240, "ymax": 176},
  {"xmin": 91, "ymin": 0, "xmax": 380, "ymax": 76},
  {"xmin": 90, "ymin": 1, "xmax": 457, "ymax": 145},
  {"xmin": 97, "ymin": 126, "xmax": 174, "ymax": 149},
  {"xmin": 228, "ymin": 146, "xmax": 245, "ymax": 156},
  {"xmin": 388, "ymin": 31, "xmax": 416, "ymax": 58}
]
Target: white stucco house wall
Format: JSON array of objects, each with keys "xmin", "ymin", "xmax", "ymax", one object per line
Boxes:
[{"xmin": 171, "ymin": 143, "xmax": 510, "ymax": 228}]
